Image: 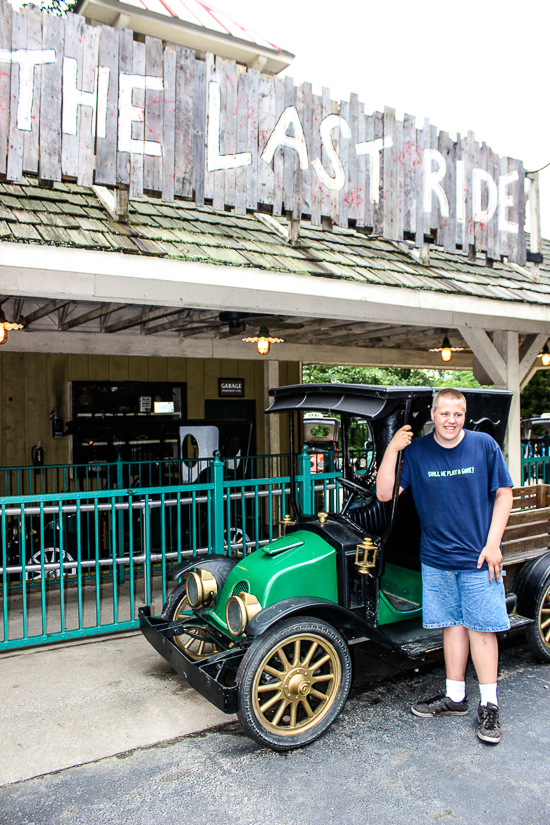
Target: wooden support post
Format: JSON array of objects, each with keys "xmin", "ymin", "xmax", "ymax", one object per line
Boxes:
[
  {"xmin": 527, "ymin": 172, "xmax": 541, "ymax": 282},
  {"xmin": 493, "ymin": 331, "xmax": 521, "ymax": 485},
  {"xmin": 263, "ymin": 360, "xmax": 280, "ymax": 458}
]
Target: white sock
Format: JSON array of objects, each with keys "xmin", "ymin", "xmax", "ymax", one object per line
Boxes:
[
  {"xmin": 479, "ymin": 683, "xmax": 498, "ymax": 707},
  {"xmin": 446, "ymin": 679, "xmax": 466, "ymax": 703}
]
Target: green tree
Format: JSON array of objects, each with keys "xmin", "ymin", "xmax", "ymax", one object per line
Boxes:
[
  {"xmin": 23, "ymin": 0, "xmax": 78, "ymax": 15},
  {"xmin": 520, "ymin": 371, "xmax": 550, "ymax": 419},
  {"xmin": 302, "ymin": 364, "xmax": 481, "ymax": 389}
]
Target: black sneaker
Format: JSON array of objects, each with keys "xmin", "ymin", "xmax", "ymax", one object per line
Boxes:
[
  {"xmin": 476, "ymin": 702, "xmax": 501, "ymax": 744},
  {"xmin": 411, "ymin": 694, "xmax": 469, "ymax": 717}
]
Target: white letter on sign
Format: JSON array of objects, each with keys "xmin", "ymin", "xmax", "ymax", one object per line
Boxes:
[
  {"xmin": 312, "ymin": 114, "xmax": 351, "ymax": 191},
  {"xmin": 207, "ymin": 82, "xmax": 251, "ymax": 171},
  {"xmin": 498, "ymin": 171, "xmax": 519, "ymax": 234},
  {"xmin": 355, "ymin": 137, "xmax": 393, "ymax": 203},
  {"xmin": 0, "ymin": 48, "xmax": 56, "ymax": 131},
  {"xmin": 423, "ymin": 149, "xmax": 449, "ymax": 216},
  {"xmin": 473, "ymin": 168, "xmax": 498, "ymax": 223},
  {"xmin": 118, "ymin": 73, "xmax": 163, "ymax": 155},
  {"xmin": 261, "ymin": 106, "xmax": 309, "ymax": 170},
  {"xmin": 62, "ymin": 57, "xmax": 110, "ymax": 138}
]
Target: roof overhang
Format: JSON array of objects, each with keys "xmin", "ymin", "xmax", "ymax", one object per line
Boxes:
[
  {"xmin": 1, "ymin": 242, "xmax": 549, "ymax": 336},
  {"xmin": 75, "ymin": 0, "xmax": 295, "ymax": 73}
]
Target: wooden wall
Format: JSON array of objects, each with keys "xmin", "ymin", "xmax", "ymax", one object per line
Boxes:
[{"xmin": 0, "ymin": 352, "xmax": 300, "ymax": 468}]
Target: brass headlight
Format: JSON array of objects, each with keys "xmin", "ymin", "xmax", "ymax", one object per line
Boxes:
[
  {"xmin": 185, "ymin": 569, "xmax": 218, "ymax": 608},
  {"xmin": 226, "ymin": 592, "xmax": 261, "ymax": 637}
]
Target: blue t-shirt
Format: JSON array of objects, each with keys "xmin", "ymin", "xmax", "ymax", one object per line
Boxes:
[{"xmin": 399, "ymin": 429, "xmax": 513, "ymax": 571}]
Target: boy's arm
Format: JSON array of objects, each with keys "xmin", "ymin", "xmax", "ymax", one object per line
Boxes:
[
  {"xmin": 477, "ymin": 486, "xmax": 513, "ymax": 582},
  {"xmin": 376, "ymin": 425, "xmax": 412, "ymax": 501}
]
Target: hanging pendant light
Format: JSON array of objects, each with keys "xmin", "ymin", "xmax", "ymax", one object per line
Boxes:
[
  {"xmin": 0, "ymin": 307, "xmax": 23, "ymax": 346},
  {"xmin": 242, "ymin": 325, "xmax": 284, "ymax": 356},
  {"xmin": 429, "ymin": 330, "xmax": 464, "ymax": 363},
  {"xmin": 539, "ymin": 343, "xmax": 550, "ymax": 367}
]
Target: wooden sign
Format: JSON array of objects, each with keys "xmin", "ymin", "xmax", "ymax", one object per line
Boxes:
[{"xmin": 0, "ymin": 2, "xmax": 527, "ymax": 263}]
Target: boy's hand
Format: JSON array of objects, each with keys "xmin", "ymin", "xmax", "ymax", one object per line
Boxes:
[
  {"xmin": 388, "ymin": 425, "xmax": 413, "ymax": 453},
  {"xmin": 477, "ymin": 542, "xmax": 503, "ymax": 582}
]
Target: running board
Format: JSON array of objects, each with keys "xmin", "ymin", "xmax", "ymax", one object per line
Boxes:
[{"xmin": 381, "ymin": 613, "xmax": 533, "ymax": 659}]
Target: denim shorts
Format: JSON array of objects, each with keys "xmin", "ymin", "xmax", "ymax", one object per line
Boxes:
[{"xmin": 421, "ymin": 563, "xmax": 510, "ymax": 633}]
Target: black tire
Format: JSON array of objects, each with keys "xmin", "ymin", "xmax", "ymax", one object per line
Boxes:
[
  {"xmin": 162, "ymin": 581, "xmax": 219, "ymax": 661},
  {"xmin": 237, "ymin": 616, "xmax": 352, "ymax": 751},
  {"xmin": 28, "ymin": 535, "xmax": 78, "ymax": 581},
  {"xmin": 525, "ymin": 576, "xmax": 550, "ymax": 662}
]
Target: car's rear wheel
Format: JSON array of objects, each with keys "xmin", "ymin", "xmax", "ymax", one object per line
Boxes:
[
  {"xmin": 525, "ymin": 576, "xmax": 550, "ymax": 662},
  {"xmin": 237, "ymin": 617, "xmax": 352, "ymax": 751},
  {"xmin": 163, "ymin": 581, "xmax": 219, "ymax": 661}
]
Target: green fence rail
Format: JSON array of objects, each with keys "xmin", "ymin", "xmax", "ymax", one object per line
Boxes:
[{"xmin": 0, "ymin": 448, "xmax": 341, "ymax": 651}]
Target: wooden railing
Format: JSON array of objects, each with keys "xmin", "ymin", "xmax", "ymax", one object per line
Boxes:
[{"xmin": 502, "ymin": 485, "xmax": 550, "ymax": 564}]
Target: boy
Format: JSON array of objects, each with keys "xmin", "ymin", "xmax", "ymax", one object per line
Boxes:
[{"xmin": 376, "ymin": 388, "xmax": 513, "ymax": 744}]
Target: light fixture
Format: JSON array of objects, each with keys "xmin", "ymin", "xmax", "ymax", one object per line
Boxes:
[
  {"xmin": 539, "ymin": 343, "xmax": 550, "ymax": 367},
  {"xmin": 429, "ymin": 330, "xmax": 464, "ymax": 363},
  {"xmin": 242, "ymin": 325, "xmax": 284, "ymax": 356},
  {"xmin": 0, "ymin": 307, "xmax": 23, "ymax": 346}
]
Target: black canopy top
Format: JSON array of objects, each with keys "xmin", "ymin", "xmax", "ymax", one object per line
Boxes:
[{"xmin": 266, "ymin": 383, "xmax": 512, "ymax": 421}]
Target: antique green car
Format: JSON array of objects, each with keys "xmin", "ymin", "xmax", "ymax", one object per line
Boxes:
[{"xmin": 139, "ymin": 384, "xmax": 550, "ymax": 750}]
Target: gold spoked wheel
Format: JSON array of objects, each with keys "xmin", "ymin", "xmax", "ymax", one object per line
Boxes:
[
  {"xmin": 237, "ymin": 618, "xmax": 352, "ymax": 750},
  {"xmin": 253, "ymin": 633, "xmax": 341, "ymax": 735},
  {"xmin": 526, "ymin": 577, "xmax": 550, "ymax": 663},
  {"xmin": 169, "ymin": 590, "xmax": 219, "ymax": 662}
]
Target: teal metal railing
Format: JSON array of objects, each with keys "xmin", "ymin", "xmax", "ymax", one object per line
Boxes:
[
  {"xmin": 0, "ymin": 450, "xmax": 342, "ymax": 651},
  {"xmin": 522, "ymin": 440, "xmax": 550, "ymax": 485}
]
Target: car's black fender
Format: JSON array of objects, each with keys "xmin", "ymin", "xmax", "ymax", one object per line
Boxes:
[
  {"xmin": 514, "ymin": 552, "xmax": 550, "ymax": 619},
  {"xmin": 245, "ymin": 596, "xmax": 396, "ymax": 650},
  {"xmin": 166, "ymin": 553, "xmax": 239, "ymax": 584}
]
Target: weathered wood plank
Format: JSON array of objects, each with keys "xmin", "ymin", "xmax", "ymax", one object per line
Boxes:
[
  {"xmin": 455, "ymin": 132, "xmax": 465, "ymax": 250},
  {"xmin": 498, "ymin": 154, "xmax": 508, "ymax": 260},
  {"xmin": 329, "ymin": 97, "xmax": 339, "ymax": 225},
  {"xmin": 95, "ymin": 23, "xmax": 119, "ymax": 186},
  {"xmin": 394, "ymin": 117, "xmax": 404, "ymax": 242},
  {"xmin": 39, "ymin": 9, "xmax": 64, "ymax": 181},
  {"xmin": 203, "ymin": 51, "xmax": 214, "ymax": 202},
  {"xmin": 363, "ymin": 113, "xmax": 374, "ymax": 229},
  {"xmin": 7, "ymin": 9, "xmax": 26, "ymax": 181},
  {"xmin": 22, "ymin": 5, "xmax": 42, "ymax": 174},
  {"xmin": 403, "ymin": 113, "xmax": 416, "ymax": 236},
  {"xmin": 516, "ymin": 161, "xmax": 526, "ymax": 265},
  {"xmin": 0, "ymin": 0, "xmax": 12, "ymax": 176},
  {"xmin": 414, "ymin": 121, "xmax": 429, "ymax": 249},
  {"xmin": 302, "ymin": 81, "xmax": 312, "ymax": 217},
  {"xmin": 144, "ymin": 35, "xmax": 163, "ymax": 192},
  {"xmin": 115, "ymin": 26, "xmax": 133, "ymax": 186},
  {"xmin": 61, "ymin": 13, "xmax": 84, "ymax": 179},
  {"xmin": 372, "ymin": 110, "xmax": 384, "ymax": 235},
  {"xmin": 338, "ymin": 98, "xmax": 350, "ymax": 228},
  {"xmin": 347, "ymin": 93, "xmax": 358, "ymax": 223},
  {"xmin": 77, "ymin": 22, "xmax": 99, "ymax": 187},
  {"xmin": 246, "ymin": 67, "xmax": 259, "ymax": 211},
  {"xmin": 258, "ymin": 73, "xmax": 275, "ymax": 207},
  {"xmin": 162, "ymin": 47, "xmax": 176, "ymax": 202},
  {"xmin": 465, "ymin": 130, "xmax": 475, "ymax": 252},
  {"xmin": 383, "ymin": 106, "xmax": 395, "ymax": 239},
  {"xmin": 283, "ymin": 75, "xmax": 295, "ymax": 212},
  {"xmin": 212, "ymin": 57, "xmax": 225, "ymax": 211},
  {"xmin": 223, "ymin": 59, "xmax": 237, "ymax": 207},
  {"xmin": 129, "ymin": 39, "xmax": 145, "ymax": 198},
  {"xmin": 440, "ymin": 131, "xmax": 455, "ymax": 252},
  {"xmin": 174, "ymin": 46, "xmax": 194, "ymax": 198},
  {"xmin": 310, "ymin": 92, "xmax": 322, "ymax": 226},
  {"xmin": 487, "ymin": 147, "xmax": 497, "ymax": 261},
  {"xmin": 320, "ymin": 86, "xmax": 331, "ymax": 220},
  {"xmin": 193, "ymin": 56, "xmax": 206, "ymax": 207},
  {"xmin": 272, "ymin": 75, "xmax": 284, "ymax": 216},
  {"xmin": 235, "ymin": 67, "xmax": 248, "ymax": 215}
]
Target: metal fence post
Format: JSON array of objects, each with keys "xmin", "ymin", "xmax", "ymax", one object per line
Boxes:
[
  {"xmin": 297, "ymin": 445, "xmax": 314, "ymax": 515},
  {"xmin": 211, "ymin": 452, "xmax": 225, "ymax": 555}
]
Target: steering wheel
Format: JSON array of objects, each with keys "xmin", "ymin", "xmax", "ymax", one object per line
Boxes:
[{"xmin": 338, "ymin": 476, "xmax": 374, "ymax": 512}]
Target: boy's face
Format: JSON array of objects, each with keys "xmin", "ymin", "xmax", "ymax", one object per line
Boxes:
[{"xmin": 430, "ymin": 397, "xmax": 466, "ymax": 447}]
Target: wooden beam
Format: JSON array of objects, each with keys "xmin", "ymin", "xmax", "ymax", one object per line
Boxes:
[
  {"xmin": 519, "ymin": 333, "xmax": 548, "ymax": 382},
  {"xmin": 103, "ymin": 306, "xmax": 187, "ymax": 333},
  {"xmin": 61, "ymin": 302, "xmax": 127, "ymax": 330},
  {"xmin": 458, "ymin": 327, "xmax": 507, "ymax": 385},
  {"xmin": 20, "ymin": 299, "xmax": 71, "ymax": 326}
]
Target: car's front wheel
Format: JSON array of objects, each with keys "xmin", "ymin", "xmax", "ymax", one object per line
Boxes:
[
  {"xmin": 525, "ymin": 576, "xmax": 550, "ymax": 663},
  {"xmin": 237, "ymin": 616, "xmax": 352, "ymax": 751}
]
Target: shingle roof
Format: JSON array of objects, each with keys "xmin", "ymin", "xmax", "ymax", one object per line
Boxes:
[{"xmin": 1, "ymin": 176, "xmax": 549, "ymax": 308}]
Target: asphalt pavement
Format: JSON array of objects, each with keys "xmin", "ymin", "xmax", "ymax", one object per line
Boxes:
[{"xmin": 1, "ymin": 636, "xmax": 550, "ymax": 825}]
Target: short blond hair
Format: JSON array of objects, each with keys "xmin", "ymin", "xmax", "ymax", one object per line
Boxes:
[{"xmin": 432, "ymin": 388, "xmax": 466, "ymax": 411}]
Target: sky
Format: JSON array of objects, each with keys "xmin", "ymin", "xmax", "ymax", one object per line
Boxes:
[{"xmin": 209, "ymin": 0, "xmax": 550, "ymax": 239}]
